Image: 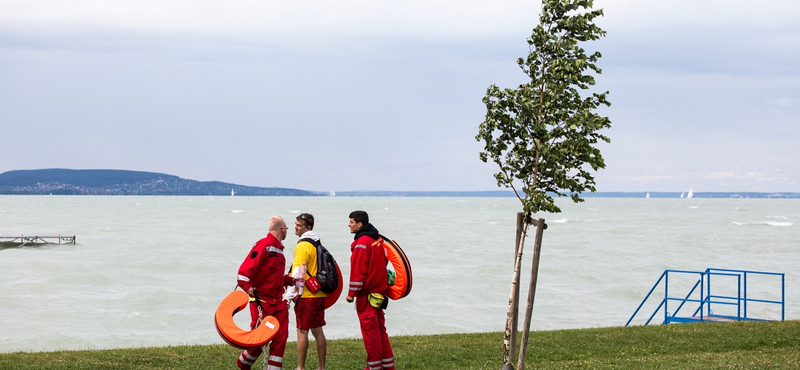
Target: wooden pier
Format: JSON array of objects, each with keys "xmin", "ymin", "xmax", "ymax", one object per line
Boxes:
[{"xmin": 0, "ymin": 235, "xmax": 76, "ymax": 247}]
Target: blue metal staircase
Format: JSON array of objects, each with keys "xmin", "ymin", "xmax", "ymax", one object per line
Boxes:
[{"xmin": 626, "ymin": 268, "xmax": 785, "ymax": 326}]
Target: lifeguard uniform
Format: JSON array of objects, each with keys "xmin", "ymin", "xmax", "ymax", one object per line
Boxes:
[
  {"xmin": 236, "ymin": 233, "xmax": 294, "ymax": 370},
  {"xmin": 291, "ymin": 231, "xmax": 327, "ymax": 330},
  {"xmin": 349, "ymin": 223, "xmax": 395, "ymax": 370}
]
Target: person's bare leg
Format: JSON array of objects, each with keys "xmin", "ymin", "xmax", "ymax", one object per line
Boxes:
[
  {"xmin": 311, "ymin": 326, "xmax": 326, "ymax": 370},
  {"xmin": 296, "ymin": 328, "xmax": 309, "ymax": 370}
]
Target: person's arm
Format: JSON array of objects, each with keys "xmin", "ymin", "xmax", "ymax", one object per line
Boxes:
[
  {"xmin": 347, "ymin": 239, "xmax": 369, "ymax": 301},
  {"xmin": 237, "ymin": 245, "xmax": 261, "ymax": 296}
]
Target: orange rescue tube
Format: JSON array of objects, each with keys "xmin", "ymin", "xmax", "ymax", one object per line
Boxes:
[
  {"xmin": 382, "ymin": 238, "xmax": 412, "ymax": 300},
  {"xmin": 214, "ymin": 290, "xmax": 280, "ymax": 349},
  {"xmin": 324, "ymin": 262, "xmax": 344, "ymax": 309}
]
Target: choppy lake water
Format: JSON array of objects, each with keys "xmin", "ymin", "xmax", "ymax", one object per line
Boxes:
[{"xmin": 1, "ymin": 195, "xmax": 797, "ymax": 352}]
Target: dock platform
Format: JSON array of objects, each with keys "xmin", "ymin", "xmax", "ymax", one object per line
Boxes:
[
  {"xmin": 0, "ymin": 235, "xmax": 76, "ymax": 247},
  {"xmin": 626, "ymin": 268, "xmax": 785, "ymax": 327}
]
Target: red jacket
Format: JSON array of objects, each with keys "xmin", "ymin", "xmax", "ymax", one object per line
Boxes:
[
  {"xmin": 348, "ymin": 224, "xmax": 389, "ymax": 297},
  {"xmin": 237, "ymin": 233, "xmax": 293, "ymax": 301}
]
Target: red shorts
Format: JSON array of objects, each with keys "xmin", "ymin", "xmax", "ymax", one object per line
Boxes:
[{"xmin": 294, "ymin": 297, "xmax": 326, "ymax": 330}]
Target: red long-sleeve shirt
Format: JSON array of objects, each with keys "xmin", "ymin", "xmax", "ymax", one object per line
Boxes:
[
  {"xmin": 237, "ymin": 233, "xmax": 293, "ymax": 301},
  {"xmin": 348, "ymin": 234, "xmax": 389, "ymax": 297}
]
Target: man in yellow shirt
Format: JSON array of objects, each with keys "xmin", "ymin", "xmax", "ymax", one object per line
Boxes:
[{"xmin": 291, "ymin": 213, "xmax": 327, "ymax": 370}]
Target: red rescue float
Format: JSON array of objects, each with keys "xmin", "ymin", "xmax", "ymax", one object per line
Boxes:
[
  {"xmin": 380, "ymin": 237, "xmax": 412, "ymax": 300},
  {"xmin": 214, "ymin": 290, "xmax": 280, "ymax": 349},
  {"xmin": 324, "ymin": 262, "xmax": 344, "ymax": 309}
]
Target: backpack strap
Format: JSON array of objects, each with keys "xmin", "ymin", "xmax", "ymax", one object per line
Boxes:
[{"xmin": 299, "ymin": 237, "xmax": 321, "ymax": 247}]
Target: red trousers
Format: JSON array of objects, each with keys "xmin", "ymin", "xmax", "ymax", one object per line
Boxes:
[
  {"xmin": 237, "ymin": 300, "xmax": 289, "ymax": 370},
  {"xmin": 356, "ymin": 296, "xmax": 395, "ymax": 370}
]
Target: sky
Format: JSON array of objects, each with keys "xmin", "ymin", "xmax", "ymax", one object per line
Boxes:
[{"xmin": 1, "ymin": 0, "xmax": 798, "ymax": 193}]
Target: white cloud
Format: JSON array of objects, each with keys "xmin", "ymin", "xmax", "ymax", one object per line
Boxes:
[
  {"xmin": 706, "ymin": 172, "xmax": 736, "ymax": 180},
  {"xmin": 698, "ymin": 170, "xmax": 796, "ymax": 190},
  {"xmin": 598, "ymin": 0, "xmax": 800, "ymax": 31},
  {"xmin": 0, "ymin": 0, "xmax": 538, "ymax": 41},
  {"xmin": 704, "ymin": 171, "xmax": 771, "ymax": 183},
  {"xmin": 766, "ymin": 98, "xmax": 798, "ymax": 108},
  {"xmin": 2, "ymin": 0, "xmax": 799, "ymax": 191}
]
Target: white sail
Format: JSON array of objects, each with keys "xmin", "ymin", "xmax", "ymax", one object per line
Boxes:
[
  {"xmin": 646, "ymin": 192, "xmax": 650, "ymax": 198},
  {"xmin": 680, "ymin": 192, "xmax": 685, "ymax": 198},
  {"xmin": 687, "ymin": 188, "xmax": 694, "ymax": 199},
  {"xmin": 231, "ymin": 189, "xmax": 235, "ymax": 196}
]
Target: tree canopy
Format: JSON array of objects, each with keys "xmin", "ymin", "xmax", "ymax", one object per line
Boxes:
[{"xmin": 477, "ymin": 0, "xmax": 611, "ymax": 216}]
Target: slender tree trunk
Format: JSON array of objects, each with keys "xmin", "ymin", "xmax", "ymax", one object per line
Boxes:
[
  {"xmin": 509, "ymin": 212, "xmax": 525, "ymax": 364},
  {"xmin": 502, "ymin": 216, "xmax": 530, "ymax": 369},
  {"xmin": 517, "ymin": 218, "xmax": 546, "ymax": 370}
]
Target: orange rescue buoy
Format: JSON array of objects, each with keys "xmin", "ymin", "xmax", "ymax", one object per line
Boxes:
[
  {"xmin": 381, "ymin": 237, "xmax": 412, "ymax": 300},
  {"xmin": 214, "ymin": 290, "xmax": 280, "ymax": 349}
]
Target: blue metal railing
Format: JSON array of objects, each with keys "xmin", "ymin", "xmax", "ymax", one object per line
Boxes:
[{"xmin": 626, "ymin": 268, "xmax": 784, "ymax": 327}]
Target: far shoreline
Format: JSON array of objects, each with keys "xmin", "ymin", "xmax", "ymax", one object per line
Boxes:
[{"xmin": 1, "ymin": 191, "xmax": 799, "ymax": 198}]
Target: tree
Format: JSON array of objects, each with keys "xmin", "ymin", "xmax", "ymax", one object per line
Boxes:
[{"xmin": 475, "ymin": 0, "xmax": 611, "ymax": 368}]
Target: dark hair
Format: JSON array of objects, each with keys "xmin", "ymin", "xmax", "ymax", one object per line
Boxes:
[
  {"xmin": 349, "ymin": 210, "xmax": 369, "ymax": 224},
  {"xmin": 296, "ymin": 213, "xmax": 315, "ymax": 229}
]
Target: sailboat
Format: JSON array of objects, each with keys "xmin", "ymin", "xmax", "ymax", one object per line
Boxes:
[
  {"xmin": 687, "ymin": 188, "xmax": 694, "ymax": 199},
  {"xmin": 231, "ymin": 189, "xmax": 235, "ymax": 196},
  {"xmin": 680, "ymin": 192, "xmax": 685, "ymax": 198},
  {"xmin": 646, "ymin": 192, "xmax": 650, "ymax": 198}
]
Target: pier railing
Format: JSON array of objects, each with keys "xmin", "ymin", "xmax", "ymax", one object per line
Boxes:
[
  {"xmin": 626, "ymin": 268, "xmax": 784, "ymax": 326},
  {"xmin": 0, "ymin": 235, "xmax": 76, "ymax": 247}
]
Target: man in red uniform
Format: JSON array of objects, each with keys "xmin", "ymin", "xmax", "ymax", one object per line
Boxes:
[
  {"xmin": 346, "ymin": 210, "xmax": 395, "ymax": 370},
  {"xmin": 236, "ymin": 216, "xmax": 294, "ymax": 370}
]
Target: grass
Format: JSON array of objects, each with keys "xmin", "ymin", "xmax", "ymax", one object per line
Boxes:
[{"xmin": 1, "ymin": 320, "xmax": 799, "ymax": 369}]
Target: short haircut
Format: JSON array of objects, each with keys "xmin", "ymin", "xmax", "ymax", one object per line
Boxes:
[
  {"xmin": 349, "ymin": 210, "xmax": 369, "ymax": 224},
  {"xmin": 296, "ymin": 213, "xmax": 315, "ymax": 229},
  {"xmin": 268, "ymin": 216, "xmax": 285, "ymax": 232}
]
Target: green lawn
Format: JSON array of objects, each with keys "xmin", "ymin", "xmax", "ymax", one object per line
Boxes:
[{"xmin": 1, "ymin": 320, "xmax": 798, "ymax": 369}]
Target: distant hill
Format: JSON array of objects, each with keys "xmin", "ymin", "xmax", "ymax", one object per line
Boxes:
[
  {"xmin": 334, "ymin": 190, "xmax": 517, "ymax": 197},
  {"xmin": 2, "ymin": 169, "xmax": 797, "ymax": 198},
  {"xmin": 0, "ymin": 169, "xmax": 322, "ymax": 196}
]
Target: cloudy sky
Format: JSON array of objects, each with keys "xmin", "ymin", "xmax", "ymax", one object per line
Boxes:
[{"xmin": 2, "ymin": 0, "xmax": 798, "ymax": 192}]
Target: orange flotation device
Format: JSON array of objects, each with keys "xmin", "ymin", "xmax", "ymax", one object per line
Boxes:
[
  {"xmin": 381, "ymin": 237, "xmax": 412, "ymax": 300},
  {"xmin": 214, "ymin": 290, "xmax": 280, "ymax": 349},
  {"xmin": 324, "ymin": 262, "xmax": 344, "ymax": 309}
]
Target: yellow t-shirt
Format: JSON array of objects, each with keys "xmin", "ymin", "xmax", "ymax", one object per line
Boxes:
[{"xmin": 292, "ymin": 240, "xmax": 327, "ymax": 299}]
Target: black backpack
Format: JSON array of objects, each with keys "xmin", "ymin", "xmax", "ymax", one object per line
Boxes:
[{"xmin": 301, "ymin": 238, "xmax": 340, "ymax": 294}]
